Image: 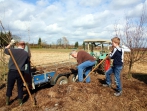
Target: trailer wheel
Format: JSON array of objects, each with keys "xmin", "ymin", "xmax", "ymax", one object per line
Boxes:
[
  {"xmin": 68, "ymin": 74, "xmax": 76, "ymax": 83},
  {"xmin": 100, "ymin": 58, "xmax": 111, "ymax": 74},
  {"xmin": 56, "ymin": 76, "xmax": 68, "ymax": 85}
]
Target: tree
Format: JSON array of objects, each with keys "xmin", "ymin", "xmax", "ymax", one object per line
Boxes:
[
  {"xmin": 114, "ymin": 6, "xmax": 147, "ymax": 78},
  {"xmin": 56, "ymin": 37, "xmax": 69, "ymax": 48},
  {"xmin": 38, "ymin": 37, "xmax": 42, "ymax": 46},
  {"xmin": 57, "ymin": 38, "xmax": 62, "ymax": 46},
  {"xmin": 0, "ymin": 21, "xmax": 12, "ymax": 81},
  {"xmin": 0, "ymin": 21, "xmax": 12, "ymax": 46},
  {"xmin": 41, "ymin": 40, "xmax": 49, "ymax": 48},
  {"xmin": 0, "ymin": 31, "xmax": 12, "ymax": 46},
  {"xmin": 62, "ymin": 37, "xmax": 69, "ymax": 48},
  {"xmin": 74, "ymin": 41, "xmax": 79, "ymax": 48},
  {"xmin": 83, "ymin": 42, "xmax": 85, "ymax": 50}
]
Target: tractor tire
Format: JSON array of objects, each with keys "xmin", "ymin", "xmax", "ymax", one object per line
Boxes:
[
  {"xmin": 100, "ymin": 58, "xmax": 111, "ymax": 74},
  {"xmin": 56, "ymin": 76, "xmax": 68, "ymax": 85},
  {"xmin": 68, "ymin": 74, "xmax": 76, "ymax": 83}
]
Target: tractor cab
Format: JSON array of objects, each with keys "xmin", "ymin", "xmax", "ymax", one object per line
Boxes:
[{"xmin": 83, "ymin": 39, "xmax": 112, "ymax": 74}]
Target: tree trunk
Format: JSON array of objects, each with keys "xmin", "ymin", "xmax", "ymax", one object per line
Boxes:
[{"xmin": 127, "ymin": 59, "xmax": 133, "ymax": 78}]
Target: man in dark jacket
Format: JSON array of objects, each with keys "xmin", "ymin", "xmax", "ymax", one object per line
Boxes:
[
  {"xmin": 4, "ymin": 40, "xmax": 29, "ymax": 105},
  {"xmin": 70, "ymin": 50, "xmax": 96, "ymax": 83}
]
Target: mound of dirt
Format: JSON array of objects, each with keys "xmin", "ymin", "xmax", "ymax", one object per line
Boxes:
[
  {"xmin": 32, "ymin": 61, "xmax": 77, "ymax": 74},
  {"xmin": 0, "ymin": 72, "xmax": 147, "ymax": 111}
]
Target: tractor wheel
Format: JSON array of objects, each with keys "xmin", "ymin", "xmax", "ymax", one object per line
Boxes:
[
  {"xmin": 100, "ymin": 58, "xmax": 111, "ymax": 74},
  {"xmin": 56, "ymin": 76, "xmax": 68, "ymax": 85},
  {"xmin": 68, "ymin": 74, "xmax": 76, "ymax": 83}
]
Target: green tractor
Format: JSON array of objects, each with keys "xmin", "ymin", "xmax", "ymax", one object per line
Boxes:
[{"xmin": 83, "ymin": 39, "xmax": 112, "ymax": 74}]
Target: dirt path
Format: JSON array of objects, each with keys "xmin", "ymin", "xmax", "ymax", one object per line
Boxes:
[{"xmin": 0, "ymin": 73, "xmax": 147, "ymax": 111}]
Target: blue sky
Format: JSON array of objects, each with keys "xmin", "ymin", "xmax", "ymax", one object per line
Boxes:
[
  {"xmin": 0, "ymin": 0, "xmax": 146, "ymax": 44},
  {"xmin": 23, "ymin": 0, "xmax": 37, "ymax": 4}
]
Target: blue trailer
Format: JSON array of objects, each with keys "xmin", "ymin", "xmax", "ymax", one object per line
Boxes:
[
  {"xmin": 32, "ymin": 71, "xmax": 55, "ymax": 89},
  {"xmin": 24, "ymin": 60, "xmax": 78, "ymax": 90},
  {"xmin": 23, "ymin": 44, "xmax": 78, "ymax": 90}
]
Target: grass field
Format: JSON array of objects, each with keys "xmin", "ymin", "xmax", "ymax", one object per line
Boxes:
[
  {"xmin": 30, "ymin": 48, "xmax": 76, "ymax": 66},
  {"xmin": 30, "ymin": 48, "xmax": 73, "ymax": 52},
  {"xmin": 1, "ymin": 48, "xmax": 147, "ymax": 73},
  {"xmin": 30, "ymin": 48, "xmax": 147, "ymax": 73}
]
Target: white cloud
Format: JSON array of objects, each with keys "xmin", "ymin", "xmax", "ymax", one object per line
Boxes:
[
  {"xmin": 127, "ymin": 3, "xmax": 145, "ymax": 17},
  {"xmin": 111, "ymin": 0, "xmax": 143, "ymax": 9},
  {"xmin": 104, "ymin": 24, "xmax": 124, "ymax": 31},
  {"xmin": 12, "ymin": 20, "xmax": 29, "ymax": 31},
  {"xmin": 87, "ymin": 32, "xmax": 98, "ymax": 36},
  {"xmin": 114, "ymin": 0, "xmax": 141, "ymax": 5},
  {"xmin": 104, "ymin": 25, "xmax": 114, "ymax": 31},
  {"xmin": 45, "ymin": 23, "xmax": 61, "ymax": 33},
  {"xmin": 79, "ymin": 0, "xmax": 102, "ymax": 7},
  {"xmin": 73, "ymin": 14, "xmax": 95, "ymax": 28},
  {"xmin": 46, "ymin": 5, "xmax": 58, "ymax": 13},
  {"xmin": 73, "ymin": 30, "xmax": 83, "ymax": 36},
  {"xmin": 36, "ymin": 0, "xmax": 49, "ymax": 6},
  {"xmin": 5, "ymin": 9, "xmax": 13, "ymax": 17},
  {"xmin": 0, "ymin": 0, "xmax": 146, "ymax": 44}
]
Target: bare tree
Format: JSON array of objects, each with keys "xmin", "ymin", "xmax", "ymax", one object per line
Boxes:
[
  {"xmin": 56, "ymin": 38, "xmax": 62, "ymax": 46},
  {"xmin": 41, "ymin": 40, "xmax": 49, "ymax": 48},
  {"xmin": 0, "ymin": 20, "xmax": 12, "ymax": 81},
  {"xmin": 114, "ymin": 6, "xmax": 147, "ymax": 78},
  {"xmin": 62, "ymin": 36, "xmax": 69, "ymax": 48},
  {"xmin": 56, "ymin": 37, "xmax": 69, "ymax": 49}
]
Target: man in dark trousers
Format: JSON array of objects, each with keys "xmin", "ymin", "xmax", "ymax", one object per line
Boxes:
[
  {"xmin": 4, "ymin": 40, "xmax": 29, "ymax": 105},
  {"xmin": 70, "ymin": 50, "xmax": 96, "ymax": 83}
]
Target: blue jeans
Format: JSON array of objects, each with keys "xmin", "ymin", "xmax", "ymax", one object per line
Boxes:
[
  {"xmin": 105, "ymin": 66, "xmax": 123, "ymax": 91},
  {"xmin": 77, "ymin": 60, "xmax": 96, "ymax": 83}
]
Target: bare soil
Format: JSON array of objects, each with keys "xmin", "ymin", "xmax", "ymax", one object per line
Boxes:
[{"xmin": 0, "ymin": 50, "xmax": 147, "ymax": 111}]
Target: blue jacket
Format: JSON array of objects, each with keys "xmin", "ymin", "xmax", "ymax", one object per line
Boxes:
[{"xmin": 109, "ymin": 46, "xmax": 124, "ymax": 66}]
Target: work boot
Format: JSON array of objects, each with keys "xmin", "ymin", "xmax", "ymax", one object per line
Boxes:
[
  {"xmin": 18, "ymin": 99, "xmax": 23, "ymax": 106},
  {"xmin": 6, "ymin": 96, "xmax": 10, "ymax": 105},
  {"xmin": 114, "ymin": 91, "xmax": 122, "ymax": 97},
  {"xmin": 102, "ymin": 84, "xmax": 111, "ymax": 87}
]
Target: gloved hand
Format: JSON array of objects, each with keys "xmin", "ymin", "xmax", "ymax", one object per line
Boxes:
[
  {"xmin": 9, "ymin": 39, "xmax": 16, "ymax": 46},
  {"xmin": 109, "ymin": 51, "xmax": 112, "ymax": 54}
]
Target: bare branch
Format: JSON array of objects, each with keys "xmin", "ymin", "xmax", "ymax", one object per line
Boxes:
[{"xmin": 114, "ymin": 4, "xmax": 147, "ymax": 77}]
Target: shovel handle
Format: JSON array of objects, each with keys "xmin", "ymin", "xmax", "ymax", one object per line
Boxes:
[{"xmin": 82, "ymin": 54, "xmax": 110, "ymax": 82}]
